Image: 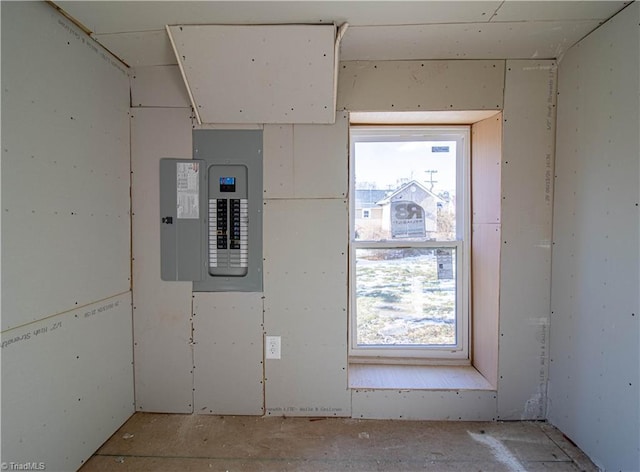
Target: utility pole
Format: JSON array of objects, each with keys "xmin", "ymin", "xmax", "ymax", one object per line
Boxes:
[{"xmin": 425, "ymin": 170, "xmax": 438, "ymax": 192}]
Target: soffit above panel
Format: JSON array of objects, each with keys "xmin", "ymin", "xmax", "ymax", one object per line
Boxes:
[{"xmin": 167, "ymin": 24, "xmax": 337, "ymax": 124}]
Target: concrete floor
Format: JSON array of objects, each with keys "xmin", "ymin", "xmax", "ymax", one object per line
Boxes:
[{"xmin": 79, "ymin": 413, "xmax": 598, "ymax": 472}]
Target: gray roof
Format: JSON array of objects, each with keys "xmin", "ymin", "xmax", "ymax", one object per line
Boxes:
[
  {"xmin": 376, "ymin": 180, "xmax": 443, "ymax": 205},
  {"xmin": 355, "ymin": 189, "xmax": 389, "ymax": 207}
]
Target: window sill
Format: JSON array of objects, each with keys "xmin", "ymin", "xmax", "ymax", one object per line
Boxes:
[{"xmin": 349, "ymin": 363, "xmax": 495, "ymax": 391}]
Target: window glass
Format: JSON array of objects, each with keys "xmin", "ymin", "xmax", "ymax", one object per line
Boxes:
[
  {"xmin": 355, "ymin": 247, "xmax": 457, "ymax": 346},
  {"xmin": 350, "ymin": 126, "xmax": 469, "ymax": 359},
  {"xmin": 354, "ymin": 141, "xmax": 457, "ymax": 242}
]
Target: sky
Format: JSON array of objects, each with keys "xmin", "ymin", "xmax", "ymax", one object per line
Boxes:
[{"xmin": 354, "ymin": 140, "xmax": 457, "ymax": 194}]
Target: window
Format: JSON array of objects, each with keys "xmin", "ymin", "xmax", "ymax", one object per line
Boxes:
[{"xmin": 350, "ymin": 126, "xmax": 470, "ymax": 361}]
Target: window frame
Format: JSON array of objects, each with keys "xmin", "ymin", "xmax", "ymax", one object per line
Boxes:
[{"xmin": 349, "ymin": 125, "xmax": 471, "ymax": 362}]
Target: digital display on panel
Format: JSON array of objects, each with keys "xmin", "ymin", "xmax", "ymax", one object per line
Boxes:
[{"xmin": 220, "ymin": 177, "xmax": 236, "ymax": 192}]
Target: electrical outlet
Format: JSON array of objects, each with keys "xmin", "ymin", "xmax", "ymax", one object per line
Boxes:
[{"xmin": 265, "ymin": 335, "xmax": 281, "ymax": 359}]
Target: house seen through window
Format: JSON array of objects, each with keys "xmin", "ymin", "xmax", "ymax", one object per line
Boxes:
[{"xmin": 350, "ymin": 126, "xmax": 470, "ymax": 361}]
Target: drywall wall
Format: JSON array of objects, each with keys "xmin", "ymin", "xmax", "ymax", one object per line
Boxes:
[
  {"xmin": 96, "ymin": 30, "xmax": 177, "ymax": 67},
  {"xmin": 262, "ymin": 115, "xmax": 350, "ymax": 416},
  {"xmin": 337, "ymin": 60, "xmax": 505, "ymax": 111},
  {"xmin": 193, "ymin": 293, "xmax": 264, "ymax": 415},
  {"xmin": 131, "ymin": 65, "xmax": 190, "ymax": 108},
  {"xmin": 131, "ymin": 56, "xmax": 555, "ymax": 421},
  {"xmin": 131, "ymin": 103, "xmax": 269, "ymax": 415},
  {"xmin": 129, "ymin": 65, "xmax": 352, "ymax": 414},
  {"xmin": 549, "ymin": 3, "xmax": 639, "ymax": 470},
  {"xmin": 2, "ymin": 3, "xmax": 131, "ymax": 331},
  {"xmin": 352, "ymin": 390, "xmax": 497, "ymax": 420},
  {"xmin": 2, "ymin": 294, "xmax": 133, "ymax": 470},
  {"xmin": 263, "ymin": 199, "xmax": 350, "ymax": 416},
  {"xmin": 340, "ymin": 60, "xmax": 555, "ymax": 420},
  {"xmin": 1, "ymin": 2, "xmax": 133, "ymax": 469},
  {"xmin": 498, "ymin": 60, "xmax": 557, "ymax": 420},
  {"xmin": 131, "ymin": 107, "xmax": 194, "ymax": 413}
]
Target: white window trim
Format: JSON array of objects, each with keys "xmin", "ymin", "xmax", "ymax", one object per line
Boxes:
[{"xmin": 349, "ymin": 125, "xmax": 471, "ymax": 362}]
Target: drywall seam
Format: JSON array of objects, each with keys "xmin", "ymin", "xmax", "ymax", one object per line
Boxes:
[
  {"xmin": 0, "ymin": 290, "xmax": 132, "ymax": 335},
  {"xmin": 165, "ymin": 24, "xmax": 201, "ymax": 124}
]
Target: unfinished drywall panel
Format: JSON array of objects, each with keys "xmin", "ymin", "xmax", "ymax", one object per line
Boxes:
[
  {"xmin": 192, "ymin": 293, "xmax": 264, "ymax": 415},
  {"xmin": 263, "ymin": 125, "xmax": 295, "ymax": 199},
  {"xmin": 352, "ymin": 390, "xmax": 497, "ymax": 421},
  {"xmin": 493, "ymin": 1, "xmax": 627, "ymax": 21},
  {"xmin": 264, "ymin": 114, "xmax": 348, "ymax": 199},
  {"xmin": 341, "ymin": 21, "xmax": 599, "ymax": 62},
  {"xmin": 131, "ymin": 107, "xmax": 194, "ymax": 413},
  {"xmin": 1, "ymin": 3, "xmax": 133, "ymax": 467},
  {"xmin": 337, "ymin": 60, "xmax": 505, "ymax": 112},
  {"xmin": 292, "ymin": 112, "xmax": 348, "ymax": 199},
  {"xmin": 263, "ymin": 199, "xmax": 350, "ymax": 416},
  {"xmin": 498, "ymin": 60, "xmax": 556, "ymax": 420},
  {"xmin": 131, "ymin": 66, "xmax": 190, "ymax": 108},
  {"xmin": 167, "ymin": 24, "xmax": 336, "ymax": 124},
  {"xmin": 2, "ymin": 293, "xmax": 134, "ymax": 470},
  {"xmin": 56, "ymin": 2, "xmax": 500, "ymax": 34},
  {"xmin": 1, "ymin": 1, "xmax": 130, "ymax": 332},
  {"xmin": 549, "ymin": 3, "xmax": 639, "ymax": 471},
  {"xmin": 95, "ymin": 30, "xmax": 177, "ymax": 67}
]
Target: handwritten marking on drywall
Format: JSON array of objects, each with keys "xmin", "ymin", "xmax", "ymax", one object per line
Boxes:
[
  {"xmin": 468, "ymin": 431, "xmax": 527, "ymax": 472},
  {"xmin": 56, "ymin": 18, "xmax": 126, "ymax": 76}
]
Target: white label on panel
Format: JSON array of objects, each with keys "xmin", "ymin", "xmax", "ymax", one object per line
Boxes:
[{"xmin": 176, "ymin": 162, "xmax": 199, "ymax": 219}]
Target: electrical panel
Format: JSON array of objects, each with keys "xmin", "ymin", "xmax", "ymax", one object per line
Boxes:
[
  {"xmin": 160, "ymin": 130, "xmax": 263, "ymax": 292},
  {"xmin": 207, "ymin": 165, "xmax": 249, "ymax": 277}
]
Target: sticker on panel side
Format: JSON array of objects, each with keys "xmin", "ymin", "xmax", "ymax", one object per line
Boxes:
[{"xmin": 176, "ymin": 162, "xmax": 200, "ymax": 219}]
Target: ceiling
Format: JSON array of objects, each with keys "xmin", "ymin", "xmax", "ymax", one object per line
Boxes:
[{"xmin": 54, "ymin": 1, "xmax": 632, "ymax": 68}]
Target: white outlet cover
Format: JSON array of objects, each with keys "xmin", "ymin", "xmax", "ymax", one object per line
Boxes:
[{"xmin": 265, "ymin": 335, "xmax": 281, "ymax": 359}]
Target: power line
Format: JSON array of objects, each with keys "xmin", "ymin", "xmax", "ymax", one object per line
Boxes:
[{"xmin": 425, "ymin": 170, "xmax": 438, "ymax": 192}]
